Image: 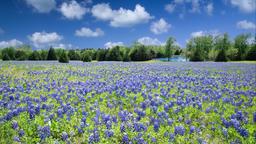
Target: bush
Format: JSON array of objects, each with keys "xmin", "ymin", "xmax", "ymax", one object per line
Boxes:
[
  {"xmin": 215, "ymin": 49, "xmax": 228, "ymax": 62},
  {"xmin": 58, "ymin": 50, "xmax": 69, "ymax": 63},
  {"xmin": 47, "ymin": 47, "xmax": 57, "ymax": 60},
  {"xmin": 82, "ymin": 52, "xmax": 92, "ymax": 62}
]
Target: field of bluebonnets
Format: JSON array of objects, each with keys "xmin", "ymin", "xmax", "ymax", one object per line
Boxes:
[{"xmin": 0, "ymin": 61, "xmax": 255, "ymax": 144}]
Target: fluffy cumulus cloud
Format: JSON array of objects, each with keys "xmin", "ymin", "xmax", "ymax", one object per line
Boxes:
[
  {"xmin": 104, "ymin": 41, "xmax": 124, "ymax": 49},
  {"xmin": 59, "ymin": 0, "xmax": 89, "ymax": 20},
  {"xmin": 28, "ymin": 32, "xmax": 63, "ymax": 48},
  {"xmin": 191, "ymin": 30, "xmax": 220, "ymax": 37},
  {"xmin": 92, "ymin": 3, "xmax": 153, "ymax": 27},
  {"xmin": 150, "ymin": 18, "xmax": 171, "ymax": 35},
  {"xmin": 0, "ymin": 39, "xmax": 23, "ymax": 48},
  {"xmin": 237, "ymin": 20, "xmax": 256, "ymax": 30},
  {"xmin": 230, "ymin": 0, "xmax": 256, "ymax": 13},
  {"xmin": 165, "ymin": 0, "xmax": 214, "ymax": 16},
  {"xmin": 75, "ymin": 27, "xmax": 104, "ymax": 37},
  {"xmin": 137, "ymin": 37, "xmax": 164, "ymax": 46},
  {"xmin": 25, "ymin": 0, "xmax": 56, "ymax": 13}
]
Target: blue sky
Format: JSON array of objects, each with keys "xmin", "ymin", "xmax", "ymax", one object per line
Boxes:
[{"xmin": 0, "ymin": 0, "xmax": 255, "ymax": 49}]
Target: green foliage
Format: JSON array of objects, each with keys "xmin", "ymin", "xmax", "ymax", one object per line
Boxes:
[
  {"xmin": 234, "ymin": 34, "xmax": 250, "ymax": 60},
  {"xmin": 47, "ymin": 47, "xmax": 57, "ymax": 60},
  {"xmin": 2, "ymin": 52, "xmax": 11, "ymax": 61},
  {"xmin": 106, "ymin": 46, "xmax": 123, "ymax": 61},
  {"xmin": 82, "ymin": 51, "xmax": 92, "ymax": 62},
  {"xmin": 96, "ymin": 49, "xmax": 107, "ymax": 61},
  {"xmin": 28, "ymin": 51, "xmax": 41, "ymax": 60},
  {"xmin": 122, "ymin": 49, "xmax": 131, "ymax": 62},
  {"xmin": 129, "ymin": 45, "xmax": 152, "ymax": 61},
  {"xmin": 187, "ymin": 36, "xmax": 213, "ymax": 61},
  {"xmin": 68, "ymin": 50, "xmax": 81, "ymax": 60},
  {"xmin": 246, "ymin": 43, "xmax": 256, "ymax": 60},
  {"xmin": 165, "ymin": 37, "xmax": 176, "ymax": 61},
  {"xmin": 58, "ymin": 50, "xmax": 69, "ymax": 63},
  {"xmin": 39, "ymin": 50, "xmax": 48, "ymax": 60},
  {"xmin": 215, "ymin": 49, "xmax": 228, "ymax": 62},
  {"xmin": 1, "ymin": 47, "xmax": 15, "ymax": 60},
  {"xmin": 15, "ymin": 50, "xmax": 28, "ymax": 61}
]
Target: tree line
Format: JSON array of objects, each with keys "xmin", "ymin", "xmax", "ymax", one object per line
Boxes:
[{"xmin": 0, "ymin": 33, "xmax": 255, "ymax": 63}]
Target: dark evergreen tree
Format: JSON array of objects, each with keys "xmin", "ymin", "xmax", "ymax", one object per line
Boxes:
[{"xmin": 47, "ymin": 47, "xmax": 57, "ymax": 60}]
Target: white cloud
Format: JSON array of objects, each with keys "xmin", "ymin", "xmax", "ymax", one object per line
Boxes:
[
  {"xmin": 28, "ymin": 31, "xmax": 63, "ymax": 48},
  {"xmin": 0, "ymin": 39, "xmax": 23, "ymax": 48},
  {"xmin": 92, "ymin": 3, "xmax": 153, "ymax": 27},
  {"xmin": 75, "ymin": 27, "xmax": 104, "ymax": 37},
  {"xmin": 59, "ymin": 0, "xmax": 89, "ymax": 20},
  {"xmin": 150, "ymin": 18, "xmax": 171, "ymax": 35},
  {"xmin": 137, "ymin": 37, "xmax": 164, "ymax": 46},
  {"xmin": 25, "ymin": 0, "xmax": 56, "ymax": 13},
  {"xmin": 165, "ymin": 4, "xmax": 176, "ymax": 13},
  {"xmin": 191, "ymin": 30, "xmax": 220, "ymax": 38},
  {"xmin": 230, "ymin": 0, "xmax": 256, "ymax": 13},
  {"xmin": 104, "ymin": 41, "xmax": 124, "ymax": 49},
  {"xmin": 237, "ymin": 20, "xmax": 256, "ymax": 30},
  {"xmin": 165, "ymin": 0, "xmax": 214, "ymax": 16},
  {"xmin": 205, "ymin": 3, "xmax": 213, "ymax": 15}
]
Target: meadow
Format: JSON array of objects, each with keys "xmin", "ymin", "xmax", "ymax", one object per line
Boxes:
[{"xmin": 0, "ymin": 61, "xmax": 255, "ymax": 144}]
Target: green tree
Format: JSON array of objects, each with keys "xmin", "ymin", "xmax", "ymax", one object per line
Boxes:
[
  {"xmin": 106, "ymin": 46, "xmax": 122, "ymax": 61},
  {"xmin": 130, "ymin": 45, "xmax": 152, "ymax": 61},
  {"xmin": 214, "ymin": 33, "xmax": 230, "ymax": 61},
  {"xmin": 58, "ymin": 50, "xmax": 69, "ymax": 63},
  {"xmin": 47, "ymin": 47, "xmax": 57, "ymax": 60},
  {"xmin": 165, "ymin": 37, "xmax": 176, "ymax": 61},
  {"xmin": 1, "ymin": 47, "xmax": 15, "ymax": 60},
  {"xmin": 246, "ymin": 35, "xmax": 256, "ymax": 60},
  {"xmin": 15, "ymin": 50, "xmax": 28, "ymax": 61},
  {"xmin": 68, "ymin": 50, "xmax": 81, "ymax": 60},
  {"xmin": 234, "ymin": 34, "xmax": 250, "ymax": 60},
  {"xmin": 2, "ymin": 53, "xmax": 11, "ymax": 61},
  {"xmin": 82, "ymin": 51, "xmax": 92, "ymax": 62},
  {"xmin": 96, "ymin": 49, "xmax": 107, "ymax": 61},
  {"xmin": 29, "ymin": 51, "xmax": 41, "ymax": 60}
]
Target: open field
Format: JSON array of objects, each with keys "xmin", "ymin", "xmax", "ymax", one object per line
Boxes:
[{"xmin": 0, "ymin": 61, "xmax": 255, "ymax": 144}]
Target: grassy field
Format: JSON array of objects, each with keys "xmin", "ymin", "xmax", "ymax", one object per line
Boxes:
[{"xmin": 0, "ymin": 61, "xmax": 255, "ymax": 144}]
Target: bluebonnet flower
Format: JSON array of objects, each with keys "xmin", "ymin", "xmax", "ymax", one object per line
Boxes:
[
  {"xmin": 153, "ymin": 121, "xmax": 160, "ymax": 132},
  {"xmin": 190, "ymin": 126, "xmax": 195, "ymax": 133},
  {"xmin": 12, "ymin": 121, "xmax": 18, "ymax": 130},
  {"xmin": 38, "ymin": 126, "xmax": 51, "ymax": 140},
  {"xmin": 174, "ymin": 125, "xmax": 185, "ymax": 136},
  {"xmin": 122, "ymin": 134, "xmax": 129, "ymax": 143},
  {"xmin": 120, "ymin": 123, "xmax": 126, "ymax": 132},
  {"xmin": 104, "ymin": 129, "xmax": 114, "ymax": 138},
  {"xmin": 19, "ymin": 129, "xmax": 25, "ymax": 137},
  {"xmin": 151, "ymin": 137, "xmax": 157, "ymax": 143},
  {"xmin": 62, "ymin": 132, "xmax": 68, "ymax": 141},
  {"xmin": 13, "ymin": 136, "xmax": 20, "ymax": 142}
]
